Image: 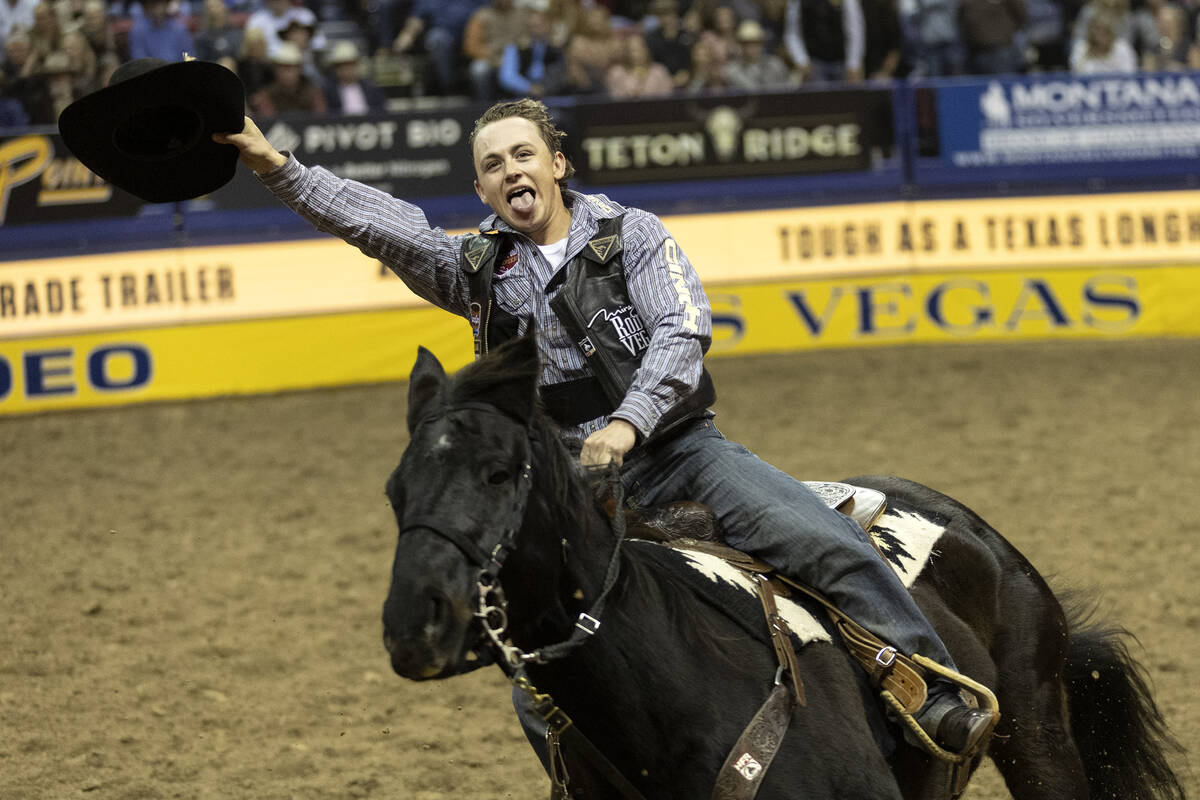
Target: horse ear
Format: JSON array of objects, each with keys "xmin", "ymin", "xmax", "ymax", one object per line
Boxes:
[
  {"xmin": 407, "ymin": 346, "xmax": 446, "ymax": 432},
  {"xmin": 487, "ymin": 331, "xmax": 540, "ymax": 425}
]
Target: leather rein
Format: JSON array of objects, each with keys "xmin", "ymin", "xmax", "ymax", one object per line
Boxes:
[{"xmin": 399, "ymin": 402, "xmax": 643, "ymax": 798}]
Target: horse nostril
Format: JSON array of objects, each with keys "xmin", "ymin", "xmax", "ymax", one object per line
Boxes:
[{"xmin": 427, "ymin": 592, "xmax": 448, "ymax": 629}]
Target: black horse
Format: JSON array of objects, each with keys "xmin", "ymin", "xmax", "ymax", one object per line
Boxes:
[{"xmin": 381, "ymin": 334, "xmax": 1184, "ymax": 800}]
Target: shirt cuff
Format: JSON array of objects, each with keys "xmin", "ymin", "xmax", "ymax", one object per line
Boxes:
[
  {"xmin": 257, "ymin": 152, "xmax": 303, "ymax": 196},
  {"xmin": 612, "ymin": 390, "xmax": 661, "ymax": 439}
]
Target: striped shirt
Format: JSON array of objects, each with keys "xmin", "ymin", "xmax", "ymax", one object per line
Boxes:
[{"xmin": 260, "ymin": 156, "xmax": 713, "ymax": 445}]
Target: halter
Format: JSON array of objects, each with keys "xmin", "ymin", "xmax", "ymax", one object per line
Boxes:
[{"xmin": 400, "ymin": 402, "xmax": 627, "ymax": 676}]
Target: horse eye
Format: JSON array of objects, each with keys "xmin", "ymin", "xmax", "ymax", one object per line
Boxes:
[{"xmin": 488, "ymin": 470, "xmax": 511, "ymax": 486}]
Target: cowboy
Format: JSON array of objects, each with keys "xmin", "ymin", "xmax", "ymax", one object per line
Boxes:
[{"xmin": 213, "ymin": 98, "xmax": 995, "ymax": 759}]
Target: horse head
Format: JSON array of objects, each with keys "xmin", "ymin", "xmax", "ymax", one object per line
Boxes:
[{"xmin": 381, "ymin": 333, "xmax": 553, "ymax": 680}]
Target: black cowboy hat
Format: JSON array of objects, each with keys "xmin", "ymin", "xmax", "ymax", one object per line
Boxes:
[{"xmin": 58, "ymin": 58, "xmax": 245, "ymax": 203}]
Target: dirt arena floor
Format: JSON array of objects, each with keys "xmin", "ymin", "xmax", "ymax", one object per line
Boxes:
[{"xmin": 2, "ymin": 337, "xmax": 1196, "ymax": 799}]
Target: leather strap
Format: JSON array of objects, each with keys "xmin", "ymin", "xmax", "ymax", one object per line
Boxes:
[
  {"xmin": 753, "ymin": 574, "xmax": 806, "ymax": 707},
  {"xmin": 710, "ymin": 683, "xmax": 796, "ymax": 800}
]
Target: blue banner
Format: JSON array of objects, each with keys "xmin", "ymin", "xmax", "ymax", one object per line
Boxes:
[{"xmin": 912, "ymin": 73, "xmax": 1200, "ymax": 188}]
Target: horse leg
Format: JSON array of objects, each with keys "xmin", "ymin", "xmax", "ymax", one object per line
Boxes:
[{"xmin": 987, "ymin": 583, "xmax": 1089, "ymax": 800}]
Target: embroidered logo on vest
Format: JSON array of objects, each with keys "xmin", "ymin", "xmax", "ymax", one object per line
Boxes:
[
  {"xmin": 464, "ymin": 242, "xmax": 490, "ymax": 272},
  {"xmin": 587, "ymin": 234, "xmax": 617, "ymax": 262},
  {"xmin": 587, "ymin": 305, "xmax": 650, "ymax": 356}
]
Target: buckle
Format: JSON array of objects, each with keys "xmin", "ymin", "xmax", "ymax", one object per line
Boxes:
[
  {"xmin": 875, "ymin": 646, "xmax": 898, "ymax": 668},
  {"xmin": 575, "ymin": 613, "xmax": 601, "ymax": 635}
]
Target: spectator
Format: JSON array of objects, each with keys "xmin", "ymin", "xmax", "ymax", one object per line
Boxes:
[
  {"xmin": 41, "ymin": 48, "xmax": 75, "ymax": 119},
  {"xmin": 900, "ymin": 0, "xmax": 962, "ymax": 75},
  {"xmin": 250, "ymin": 40, "xmax": 327, "ymax": 115},
  {"xmin": 1137, "ymin": 0, "xmax": 1194, "ymax": 69},
  {"xmin": 685, "ymin": 25, "xmax": 731, "ymax": 90},
  {"xmin": 1070, "ymin": 0, "xmax": 1131, "ymax": 53},
  {"xmin": 391, "ymin": 0, "xmax": 484, "ymax": 95},
  {"xmin": 236, "ymin": 25, "xmax": 275, "ymax": 97},
  {"xmin": 861, "ymin": 0, "xmax": 902, "ymax": 78},
  {"xmin": 0, "ymin": 70, "xmax": 30, "ymax": 128},
  {"xmin": 280, "ymin": 10, "xmax": 326, "ymax": 86},
  {"xmin": 724, "ymin": 18, "xmax": 792, "ymax": 87},
  {"xmin": 60, "ymin": 25, "xmax": 96, "ymax": 93},
  {"xmin": 1, "ymin": 0, "xmax": 39, "ymax": 46},
  {"xmin": 1070, "ymin": 10, "xmax": 1136, "ymax": 70},
  {"xmin": 1021, "ymin": 0, "xmax": 1066, "ymax": 70},
  {"xmin": 77, "ymin": 0, "xmax": 117, "ymax": 63},
  {"xmin": 783, "ymin": 0, "xmax": 866, "ymax": 82},
  {"xmin": 496, "ymin": 5, "xmax": 565, "ymax": 97},
  {"xmin": 958, "ymin": 0, "xmax": 1027, "ymax": 74},
  {"xmin": 695, "ymin": 3, "xmax": 742, "ymax": 75},
  {"xmin": 193, "ymin": 0, "xmax": 244, "ymax": 62},
  {"xmin": 1, "ymin": 30, "xmax": 54, "ymax": 121},
  {"xmin": 606, "ymin": 29, "xmax": 674, "ymax": 96},
  {"xmin": 323, "ymin": 39, "xmax": 386, "ymax": 112},
  {"xmin": 644, "ymin": 0, "xmax": 696, "ymax": 88},
  {"xmin": 28, "ymin": 1, "xmax": 63, "ymax": 63},
  {"xmin": 127, "ymin": 0, "xmax": 194, "ymax": 61},
  {"xmin": 566, "ymin": 4, "xmax": 624, "ymax": 94},
  {"xmin": 461, "ymin": 0, "xmax": 521, "ymax": 101},
  {"xmin": 541, "ymin": 0, "xmax": 575, "ymax": 48},
  {"xmin": 245, "ymin": 0, "xmax": 324, "ymax": 58}
]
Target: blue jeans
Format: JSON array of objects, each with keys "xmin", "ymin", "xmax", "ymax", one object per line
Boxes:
[{"xmin": 620, "ymin": 417, "xmax": 957, "ymax": 670}]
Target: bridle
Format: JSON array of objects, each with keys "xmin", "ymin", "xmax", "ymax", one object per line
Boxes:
[{"xmin": 399, "ymin": 402, "xmax": 627, "ymax": 678}]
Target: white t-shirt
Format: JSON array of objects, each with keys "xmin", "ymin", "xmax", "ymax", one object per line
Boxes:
[{"xmin": 537, "ymin": 237, "xmax": 569, "ymax": 269}]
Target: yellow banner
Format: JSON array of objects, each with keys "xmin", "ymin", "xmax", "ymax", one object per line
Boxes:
[
  {"xmin": 705, "ymin": 265, "xmax": 1200, "ymax": 354},
  {"xmin": 671, "ymin": 190, "xmax": 1200, "ymax": 283},
  {"xmin": 7, "ymin": 190, "xmax": 1200, "ymax": 341},
  {"xmin": 3, "ymin": 264, "xmax": 1199, "ymax": 414},
  {"xmin": 0, "ymin": 308, "xmax": 470, "ymax": 414},
  {"xmin": 0, "ymin": 238, "xmax": 433, "ymax": 340}
]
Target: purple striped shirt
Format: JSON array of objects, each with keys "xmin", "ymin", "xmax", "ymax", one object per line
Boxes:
[{"xmin": 260, "ymin": 156, "xmax": 713, "ymax": 444}]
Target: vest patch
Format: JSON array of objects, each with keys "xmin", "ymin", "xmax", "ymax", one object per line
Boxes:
[
  {"xmin": 496, "ymin": 248, "xmax": 518, "ymax": 276},
  {"xmin": 587, "ymin": 305, "xmax": 650, "ymax": 356},
  {"xmin": 464, "ymin": 243, "xmax": 490, "ymax": 272},
  {"xmin": 588, "ymin": 234, "xmax": 618, "ymax": 262}
]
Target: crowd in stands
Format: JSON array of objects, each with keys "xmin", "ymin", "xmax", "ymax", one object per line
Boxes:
[{"xmin": 3, "ymin": 0, "xmax": 1200, "ymax": 126}]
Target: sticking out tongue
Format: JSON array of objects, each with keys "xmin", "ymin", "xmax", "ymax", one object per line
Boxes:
[{"xmin": 510, "ymin": 189, "xmax": 535, "ymax": 214}]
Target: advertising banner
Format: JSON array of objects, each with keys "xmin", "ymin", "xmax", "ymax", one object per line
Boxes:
[
  {"xmin": 0, "ymin": 105, "xmax": 486, "ymax": 227},
  {"xmin": 706, "ymin": 264, "xmax": 1200, "ymax": 355},
  {"xmin": 4, "ymin": 263, "xmax": 1200, "ymax": 415},
  {"xmin": 918, "ymin": 73, "xmax": 1200, "ymax": 183},
  {"xmin": 0, "ymin": 307, "xmax": 470, "ymax": 415},
  {"xmin": 0, "ymin": 129, "xmax": 145, "ymax": 227},
  {"xmin": 6, "ymin": 189, "xmax": 1200, "ymax": 342},
  {"xmin": 0, "ymin": 238, "xmax": 440, "ymax": 340},
  {"xmin": 206, "ymin": 105, "xmax": 485, "ymax": 208},
  {"xmin": 564, "ymin": 89, "xmax": 894, "ymax": 185}
]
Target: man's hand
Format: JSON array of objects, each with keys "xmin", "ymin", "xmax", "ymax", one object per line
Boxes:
[
  {"xmin": 580, "ymin": 419, "xmax": 638, "ymax": 467},
  {"xmin": 212, "ymin": 116, "xmax": 287, "ymax": 175}
]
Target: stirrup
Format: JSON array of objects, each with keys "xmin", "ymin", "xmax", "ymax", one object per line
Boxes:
[{"xmin": 883, "ymin": 655, "xmax": 1000, "ymax": 763}]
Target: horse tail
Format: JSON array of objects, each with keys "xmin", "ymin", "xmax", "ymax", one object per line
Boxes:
[{"xmin": 1062, "ymin": 596, "xmax": 1186, "ymax": 800}]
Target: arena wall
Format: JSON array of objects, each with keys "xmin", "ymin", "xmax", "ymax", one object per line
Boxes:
[{"xmin": 4, "ymin": 76, "xmax": 1200, "ymax": 415}]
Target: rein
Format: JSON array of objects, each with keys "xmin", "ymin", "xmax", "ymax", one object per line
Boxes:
[{"xmin": 401, "ymin": 403, "xmax": 629, "ymax": 673}]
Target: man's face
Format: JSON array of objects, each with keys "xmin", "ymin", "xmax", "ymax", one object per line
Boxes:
[{"xmin": 472, "ymin": 116, "xmax": 568, "ymax": 242}]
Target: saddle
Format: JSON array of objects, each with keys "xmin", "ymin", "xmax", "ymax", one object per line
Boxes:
[{"xmin": 619, "ymin": 481, "xmax": 999, "ymax": 799}]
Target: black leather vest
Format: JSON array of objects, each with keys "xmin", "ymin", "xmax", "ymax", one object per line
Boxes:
[{"xmin": 459, "ymin": 215, "xmax": 714, "ymax": 434}]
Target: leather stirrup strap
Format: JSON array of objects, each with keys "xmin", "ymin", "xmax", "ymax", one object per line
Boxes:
[
  {"xmin": 774, "ymin": 575, "xmax": 928, "ymax": 713},
  {"xmin": 752, "ymin": 573, "xmax": 806, "ymax": 706},
  {"xmin": 710, "ymin": 682, "xmax": 796, "ymax": 800}
]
